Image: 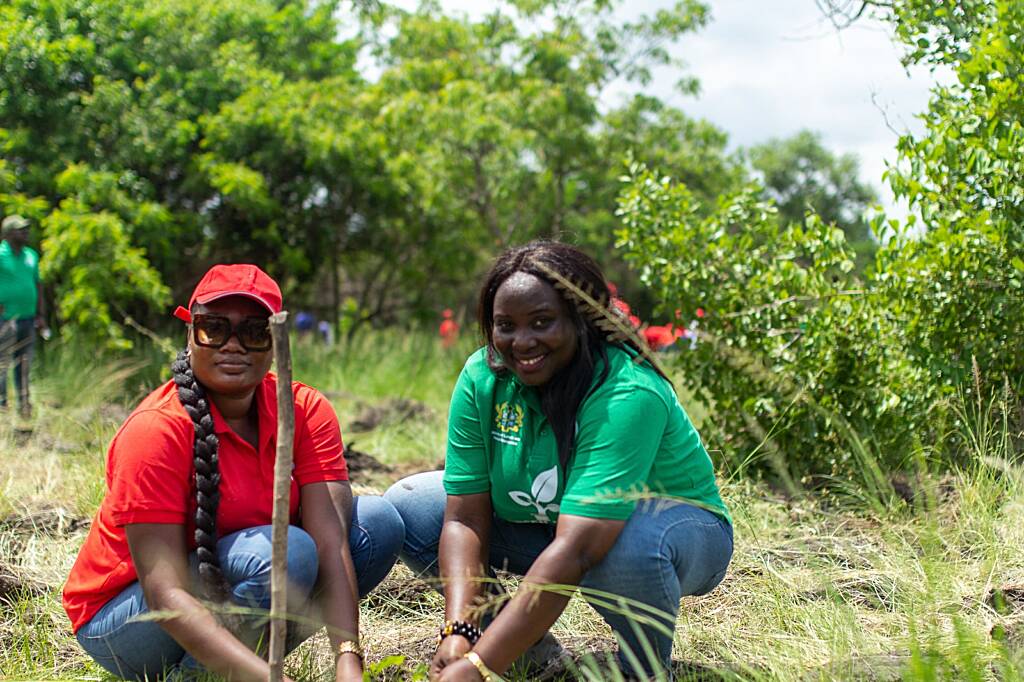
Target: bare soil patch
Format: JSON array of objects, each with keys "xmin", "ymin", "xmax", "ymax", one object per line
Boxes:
[{"xmin": 347, "ymin": 398, "xmax": 434, "ymax": 432}]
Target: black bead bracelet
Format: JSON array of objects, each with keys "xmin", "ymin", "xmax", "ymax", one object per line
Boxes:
[{"xmin": 437, "ymin": 619, "xmax": 482, "ymax": 646}]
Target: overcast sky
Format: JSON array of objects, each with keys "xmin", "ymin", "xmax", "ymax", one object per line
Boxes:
[{"xmin": 377, "ymin": 0, "xmax": 946, "ymax": 215}]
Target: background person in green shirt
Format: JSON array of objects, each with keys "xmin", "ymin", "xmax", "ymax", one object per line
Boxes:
[
  {"xmin": 0, "ymin": 214, "xmax": 46, "ymax": 418},
  {"xmin": 385, "ymin": 241, "xmax": 732, "ymax": 681}
]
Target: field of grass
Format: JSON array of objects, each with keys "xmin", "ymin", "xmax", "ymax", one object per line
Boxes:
[{"xmin": 1, "ymin": 332, "xmax": 1022, "ymax": 680}]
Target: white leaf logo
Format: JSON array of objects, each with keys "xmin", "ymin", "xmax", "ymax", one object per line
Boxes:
[{"xmin": 531, "ymin": 466, "xmax": 559, "ymax": 504}]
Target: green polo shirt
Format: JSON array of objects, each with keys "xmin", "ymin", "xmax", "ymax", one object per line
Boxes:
[
  {"xmin": 0, "ymin": 242, "xmax": 39, "ymax": 320},
  {"xmin": 443, "ymin": 346, "xmax": 731, "ymax": 525}
]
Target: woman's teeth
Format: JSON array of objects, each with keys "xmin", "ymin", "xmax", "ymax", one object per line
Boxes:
[{"xmin": 519, "ymin": 355, "xmax": 545, "ymax": 368}]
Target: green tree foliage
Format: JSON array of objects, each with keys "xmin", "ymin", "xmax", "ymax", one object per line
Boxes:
[
  {"xmin": 881, "ymin": 0, "xmax": 1024, "ymax": 388},
  {"xmin": 748, "ymin": 130, "xmax": 878, "ymax": 271},
  {"xmin": 370, "ymin": 0, "xmax": 717, "ymax": 247},
  {"xmin": 617, "ymin": 167, "xmax": 930, "ymax": 487},
  {"xmin": 364, "ymin": 1, "xmax": 741, "ymax": 319},
  {"xmin": 2, "ymin": 0, "xmax": 737, "ymax": 342},
  {"xmin": 1, "ymin": 0, "xmax": 880, "ymax": 347},
  {"xmin": 41, "ymin": 165, "xmax": 171, "ymax": 348},
  {"xmin": 618, "ymin": 0, "xmax": 1024, "ymax": 482},
  {"xmin": 1, "ymin": 0, "xmax": 359, "ymax": 347}
]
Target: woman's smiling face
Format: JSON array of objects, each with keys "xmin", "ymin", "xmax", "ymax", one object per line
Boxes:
[{"xmin": 491, "ymin": 272, "xmax": 578, "ymax": 386}]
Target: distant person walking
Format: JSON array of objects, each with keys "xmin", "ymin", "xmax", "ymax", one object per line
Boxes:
[
  {"xmin": 439, "ymin": 308, "xmax": 460, "ymax": 348},
  {"xmin": 0, "ymin": 215, "xmax": 46, "ymax": 418},
  {"xmin": 317, "ymin": 319, "xmax": 335, "ymax": 346}
]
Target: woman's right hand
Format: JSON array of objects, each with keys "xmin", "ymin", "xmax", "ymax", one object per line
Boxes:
[{"xmin": 430, "ymin": 635, "xmax": 473, "ymax": 680}]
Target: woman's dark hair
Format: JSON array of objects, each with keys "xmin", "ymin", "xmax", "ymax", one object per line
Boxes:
[
  {"xmin": 477, "ymin": 240, "xmax": 661, "ymax": 470},
  {"xmin": 171, "ymin": 348, "xmax": 230, "ymax": 603}
]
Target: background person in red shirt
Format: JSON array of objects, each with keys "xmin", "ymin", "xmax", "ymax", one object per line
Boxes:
[
  {"xmin": 63, "ymin": 264, "xmax": 404, "ymax": 682},
  {"xmin": 642, "ymin": 309, "xmax": 687, "ymax": 352},
  {"xmin": 439, "ymin": 308, "xmax": 460, "ymax": 348},
  {"xmin": 642, "ymin": 322, "xmax": 683, "ymax": 351}
]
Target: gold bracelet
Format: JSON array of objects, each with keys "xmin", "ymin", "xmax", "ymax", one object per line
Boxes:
[
  {"xmin": 336, "ymin": 640, "xmax": 364, "ymax": 661},
  {"xmin": 464, "ymin": 651, "xmax": 505, "ymax": 682}
]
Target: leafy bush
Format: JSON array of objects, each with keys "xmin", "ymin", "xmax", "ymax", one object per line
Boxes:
[
  {"xmin": 615, "ymin": 1, "xmax": 1024, "ymax": 485},
  {"xmin": 616, "ymin": 168, "xmax": 936, "ymax": 487}
]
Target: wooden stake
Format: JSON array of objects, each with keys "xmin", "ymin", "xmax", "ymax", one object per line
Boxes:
[{"xmin": 268, "ymin": 311, "xmax": 294, "ymax": 682}]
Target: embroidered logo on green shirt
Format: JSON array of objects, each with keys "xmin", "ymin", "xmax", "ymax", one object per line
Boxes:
[{"xmin": 492, "ymin": 401, "xmax": 524, "ymax": 446}]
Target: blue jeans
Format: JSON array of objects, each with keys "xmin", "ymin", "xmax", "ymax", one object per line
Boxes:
[
  {"xmin": 383, "ymin": 471, "xmax": 733, "ymax": 678},
  {"xmin": 76, "ymin": 495, "xmax": 404, "ymax": 680},
  {"xmin": 0, "ymin": 318, "xmax": 35, "ymax": 410}
]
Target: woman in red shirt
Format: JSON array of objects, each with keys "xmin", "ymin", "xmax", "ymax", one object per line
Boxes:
[{"xmin": 64, "ymin": 264, "xmax": 404, "ymax": 682}]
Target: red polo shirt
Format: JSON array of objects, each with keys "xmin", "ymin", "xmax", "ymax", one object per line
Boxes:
[{"xmin": 62, "ymin": 374, "xmax": 347, "ymax": 632}]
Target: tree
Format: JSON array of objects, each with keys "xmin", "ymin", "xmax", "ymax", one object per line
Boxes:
[
  {"xmin": 363, "ymin": 0, "xmax": 732, "ymax": 317},
  {"xmin": 748, "ymin": 130, "xmax": 878, "ymax": 270},
  {"xmin": 2, "ymin": 0, "xmax": 740, "ymax": 342},
  {"xmin": 615, "ymin": 0, "xmax": 1024, "ymax": 484},
  {"xmin": 825, "ymin": 0, "xmax": 1024, "ymax": 388},
  {"xmin": 578, "ymin": 94, "xmax": 746, "ymax": 313},
  {"xmin": 1, "ymin": 0, "xmax": 363, "ymax": 346},
  {"xmin": 367, "ymin": 0, "xmax": 715, "ymax": 245}
]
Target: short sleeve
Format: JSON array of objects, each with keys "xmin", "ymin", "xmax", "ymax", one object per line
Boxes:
[
  {"xmin": 561, "ymin": 386, "xmax": 668, "ymax": 520},
  {"xmin": 292, "ymin": 385, "xmax": 348, "ymax": 486},
  {"xmin": 443, "ymin": 364, "xmax": 490, "ymax": 495},
  {"xmin": 108, "ymin": 410, "xmax": 194, "ymax": 526}
]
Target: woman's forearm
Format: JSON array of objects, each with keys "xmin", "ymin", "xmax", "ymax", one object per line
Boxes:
[
  {"xmin": 438, "ymin": 520, "xmax": 490, "ymax": 623},
  {"xmin": 152, "ymin": 585, "xmax": 275, "ymax": 682},
  {"xmin": 318, "ymin": 540, "xmax": 361, "ymax": 645},
  {"xmin": 129, "ymin": 521, "xmax": 282, "ymax": 682},
  {"xmin": 470, "ymin": 537, "xmax": 589, "ymax": 673},
  {"xmin": 317, "ymin": 539, "xmax": 363, "ymax": 680}
]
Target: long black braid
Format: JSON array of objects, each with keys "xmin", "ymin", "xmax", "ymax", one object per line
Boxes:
[{"xmin": 171, "ymin": 348, "xmax": 231, "ymax": 603}]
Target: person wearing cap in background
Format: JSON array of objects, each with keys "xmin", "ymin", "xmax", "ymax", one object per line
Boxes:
[
  {"xmin": 0, "ymin": 214, "xmax": 46, "ymax": 418},
  {"xmin": 63, "ymin": 264, "xmax": 405, "ymax": 682}
]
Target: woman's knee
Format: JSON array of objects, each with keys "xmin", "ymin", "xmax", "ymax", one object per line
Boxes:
[
  {"xmin": 383, "ymin": 472, "xmax": 445, "ymax": 543},
  {"xmin": 383, "ymin": 470, "xmax": 446, "ymax": 517},
  {"xmin": 219, "ymin": 525, "xmax": 319, "ymax": 605},
  {"xmin": 593, "ymin": 502, "xmax": 733, "ymax": 600},
  {"xmin": 383, "ymin": 471, "xmax": 446, "ymax": 573},
  {"xmin": 351, "ymin": 494, "xmax": 405, "ymax": 559},
  {"xmin": 76, "ymin": 609, "xmax": 184, "ymax": 681},
  {"xmin": 284, "ymin": 525, "xmax": 319, "ymax": 589}
]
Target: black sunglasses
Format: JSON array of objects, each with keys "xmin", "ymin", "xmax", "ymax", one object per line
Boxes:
[{"xmin": 191, "ymin": 314, "xmax": 272, "ymax": 352}]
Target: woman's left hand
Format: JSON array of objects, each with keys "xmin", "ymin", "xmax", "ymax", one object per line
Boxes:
[
  {"xmin": 436, "ymin": 657, "xmax": 484, "ymax": 681},
  {"xmin": 335, "ymin": 654, "xmax": 364, "ymax": 682}
]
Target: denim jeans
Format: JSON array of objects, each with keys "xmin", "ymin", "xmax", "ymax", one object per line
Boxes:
[
  {"xmin": 0, "ymin": 318, "xmax": 35, "ymax": 410},
  {"xmin": 383, "ymin": 471, "xmax": 733, "ymax": 678},
  {"xmin": 76, "ymin": 495, "xmax": 404, "ymax": 680}
]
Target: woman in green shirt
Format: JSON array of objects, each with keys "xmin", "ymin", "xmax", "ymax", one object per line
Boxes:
[{"xmin": 384, "ymin": 241, "xmax": 732, "ymax": 680}]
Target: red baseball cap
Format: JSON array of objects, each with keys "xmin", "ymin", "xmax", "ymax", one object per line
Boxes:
[{"xmin": 173, "ymin": 264, "xmax": 282, "ymax": 323}]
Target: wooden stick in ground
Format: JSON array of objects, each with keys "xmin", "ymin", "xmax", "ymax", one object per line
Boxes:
[{"xmin": 268, "ymin": 311, "xmax": 294, "ymax": 682}]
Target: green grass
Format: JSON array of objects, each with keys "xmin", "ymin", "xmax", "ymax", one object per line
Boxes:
[{"xmin": 1, "ymin": 332, "xmax": 1022, "ymax": 680}]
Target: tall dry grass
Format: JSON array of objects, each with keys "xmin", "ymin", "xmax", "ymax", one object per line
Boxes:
[{"xmin": 0, "ymin": 334, "xmax": 1021, "ymax": 680}]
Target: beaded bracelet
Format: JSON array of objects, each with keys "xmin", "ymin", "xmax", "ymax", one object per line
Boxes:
[{"xmin": 437, "ymin": 619, "xmax": 482, "ymax": 646}]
